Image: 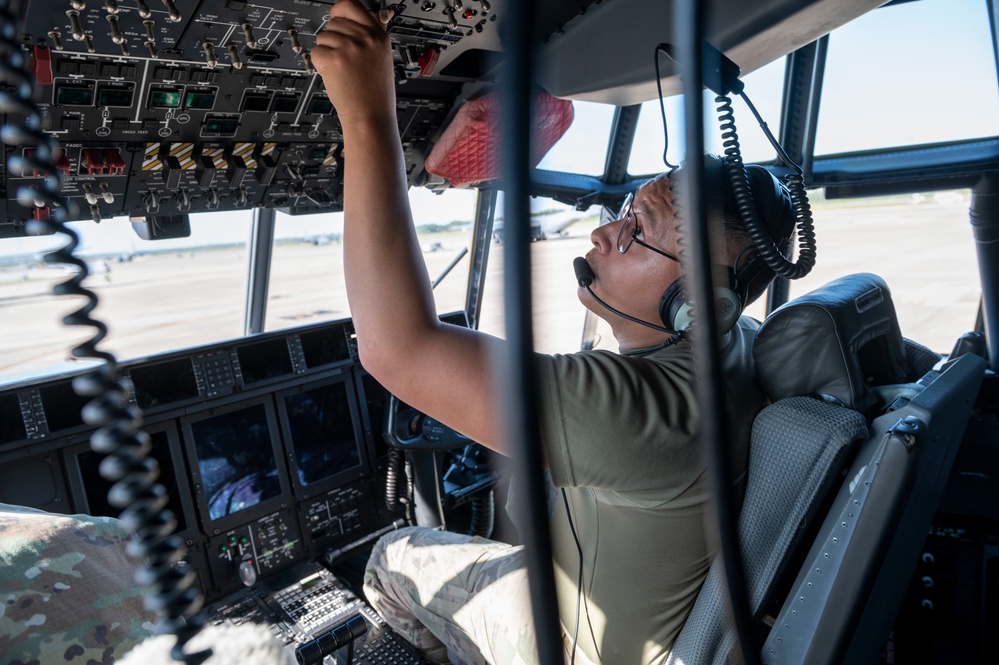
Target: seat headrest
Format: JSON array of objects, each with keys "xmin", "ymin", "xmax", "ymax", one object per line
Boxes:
[{"xmin": 753, "ymin": 273, "xmax": 909, "ymax": 413}]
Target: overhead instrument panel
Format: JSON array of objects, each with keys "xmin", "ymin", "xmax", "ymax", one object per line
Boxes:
[{"xmin": 3, "ymin": 0, "xmax": 549, "ymax": 233}]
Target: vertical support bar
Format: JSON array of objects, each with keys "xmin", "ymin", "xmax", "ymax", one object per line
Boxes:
[
  {"xmin": 970, "ymin": 174, "xmax": 999, "ymax": 371},
  {"xmin": 602, "ymin": 104, "xmax": 642, "ymax": 184},
  {"xmin": 580, "ymin": 204, "xmax": 618, "ymax": 351},
  {"xmin": 778, "ymin": 38, "xmax": 823, "ymax": 172},
  {"xmin": 988, "ymin": 0, "xmax": 999, "ymax": 93},
  {"xmin": 465, "ymin": 188, "xmax": 498, "ymax": 330},
  {"xmin": 244, "ymin": 206, "xmax": 275, "ymax": 335},
  {"xmin": 674, "ymin": 2, "xmax": 759, "ymax": 664},
  {"xmin": 766, "ymin": 275, "xmax": 790, "ymax": 316},
  {"xmin": 498, "ymin": 0, "xmax": 563, "ymax": 662},
  {"xmin": 799, "ymin": 35, "xmax": 827, "ymax": 186},
  {"xmin": 769, "ymin": 35, "xmax": 826, "ymax": 314}
]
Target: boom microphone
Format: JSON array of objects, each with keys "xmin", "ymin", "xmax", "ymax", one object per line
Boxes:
[{"xmin": 573, "ymin": 257, "xmax": 679, "ymax": 334}]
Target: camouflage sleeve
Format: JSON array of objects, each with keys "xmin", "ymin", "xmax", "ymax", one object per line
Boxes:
[{"xmin": 0, "ymin": 503, "xmax": 157, "ymax": 665}]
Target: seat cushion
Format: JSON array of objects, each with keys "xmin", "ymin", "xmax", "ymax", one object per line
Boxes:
[{"xmin": 0, "ymin": 503, "xmax": 157, "ymax": 665}]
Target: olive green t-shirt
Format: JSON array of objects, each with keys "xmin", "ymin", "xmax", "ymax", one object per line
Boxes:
[{"xmin": 537, "ymin": 320, "xmax": 765, "ymax": 664}]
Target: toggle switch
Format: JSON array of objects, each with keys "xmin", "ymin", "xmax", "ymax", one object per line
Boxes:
[
  {"xmin": 67, "ymin": 10, "xmax": 86, "ymax": 41},
  {"xmin": 202, "ymin": 40, "xmax": 218, "ymax": 68},
  {"xmin": 228, "ymin": 43, "xmax": 243, "ymax": 69},
  {"xmin": 242, "ymin": 22, "xmax": 257, "ymax": 49},
  {"xmin": 162, "ymin": 0, "xmax": 181, "ymax": 23},
  {"xmin": 301, "ymin": 51, "xmax": 315, "ymax": 75},
  {"xmin": 32, "ymin": 44, "xmax": 53, "ymax": 85},
  {"xmin": 142, "ymin": 190, "xmax": 160, "ymax": 213},
  {"xmin": 83, "ymin": 183, "xmax": 99, "ymax": 206},
  {"xmin": 103, "ymin": 149, "xmax": 125, "ymax": 175},
  {"xmin": 106, "ymin": 14, "xmax": 125, "ymax": 44},
  {"xmin": 232, "ymin": 187, "xmax": 248, "ymax": 207},
  {"xmin": 288, "ymin": 28, "xmax": 302, "ymax": 54},
  {"xmin": 81, "ymin": 148, "xmax": 106, "ymax": 175}
]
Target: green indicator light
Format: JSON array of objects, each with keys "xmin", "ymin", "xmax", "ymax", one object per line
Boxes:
[
  {"xmin": 185, "ymin": 91, "xmax": 216, "ymax": 110},
  {"xmin": 56, "ymin": 85, "xmax": 94, "ymax": 106},
  {"xmin": 204, "ymin": 117, "xmax": 239, "ymax": 134},
  {"xmin": 97, "ymin": 87, "xmax": 133, "ymax": 107},
  {"xmin": 150, "ymin": 89, "xmax": 181, "ymax": 108}
]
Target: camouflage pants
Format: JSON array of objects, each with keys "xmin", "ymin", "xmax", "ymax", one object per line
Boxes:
[{"xmin": 364, "ymin": 526, "xmax": 594, "ymax": 665}]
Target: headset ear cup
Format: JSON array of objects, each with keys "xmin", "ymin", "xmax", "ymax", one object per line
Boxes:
[
  {"xmin": 660, "ymin": 275, "xmax": 743, "ymax": 333},
  {"xmin": 713, "ymin": 287, "xmax": 742, "ymax": 333},
  {"xmin": 660, "ymin": 278, "xmax": 688, "ymax": 331}
]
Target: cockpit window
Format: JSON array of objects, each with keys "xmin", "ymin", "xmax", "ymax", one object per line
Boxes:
[
  {"xmin": 266, "ymin": 188, "xmax": 478, "ymax": 333},
  {"xmin": 266, "ymin": 211, "xmax": 348, "ymax": 331},
  {"xmin": 815, "ymin": 0, "xmax": 999, "ymax": 155},
  {"xmin": 0, "ymin": 213, "xmax": 252, "ymax": 376},
  {"xmin": 787, "ymin": 188, "xmax": 979, "ymax": 353},
  {"xmin": 478, "ymin": 196, "xmax": 599, "ymax": 353},
  {"xmin": 627, "ymin": 58, "xmax": 786, "ymax": 176},
  {"xmin": 536, "ymin": 100, "xmax": 617, "ymax": 176}
]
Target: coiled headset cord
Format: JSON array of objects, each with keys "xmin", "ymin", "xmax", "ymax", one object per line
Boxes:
[
  {"xmin": 0, "ymin": 3, "xmax": 209, "ymax": 662},
  {"xmin": 654, "ymin": 43, "xmax": 816, "ymax": 285},
  {"xmin": 717, "ymin": 92, "xmax": 816, "ymax": 279}
]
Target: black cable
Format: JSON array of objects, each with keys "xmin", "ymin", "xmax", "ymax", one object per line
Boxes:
[
  {"xmin": 654, "ymin": 45, "xmax": 679, "ymax": 171},
  {"xmin": 738, "ymin": 91, "xmax": 801, "ymax": 175},
  {"xmin": 469, "ymin": 490, "xmax": 495, "ymax": 539},
  {"xmin": 0, "ymin": 4, "xmax": 208, "ymax": 662},
  {"xmin": 560, "ymin": 489, "xmax": 583, "ymax": 665},
  {"xmin": 385, "ymin": 448, "xmax": 405, "ymax": 512}
]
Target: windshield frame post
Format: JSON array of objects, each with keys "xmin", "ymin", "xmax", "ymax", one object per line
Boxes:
[
  {"xmin": 465, "ymin": 187, "xmax": 498, "ymax": 331},
  {"xmin": 244, "ymin": 206, "xmax": 276, "ymax": 335},
  {"xmin": 970, "ymin": 174, "xmax": 999, "ymax": 372}
]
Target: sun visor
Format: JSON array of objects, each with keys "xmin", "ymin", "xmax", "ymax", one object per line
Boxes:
[
  {"xmin": 753, "ymin": 273, "xmax": 910, "ymax": 414},
  {"xmin": 424, "ymin": 90, "xmax": 574, "ymax": 187}
]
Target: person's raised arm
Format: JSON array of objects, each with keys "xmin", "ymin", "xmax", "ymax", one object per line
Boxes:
[{"xmin": 312, "ymin": 0, "xmax": 506, "ymax": 454}]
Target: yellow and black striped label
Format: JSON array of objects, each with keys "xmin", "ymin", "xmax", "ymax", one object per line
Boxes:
[
  {"xmin": 168, "ymin": 142, "xmax": 196, "ymax": 169},
  {"xmin": 201, "ymin": 147, "xmax": 227, "ymax": 169},
  {"xmin": 141, "ymin": 142, "xmax": 162, "ymax": 171},
  {"xmin": 232, "ymin": 142, "xmax": 256, "ymax": 169},
  {"xmin": 323, "ymin": 144, "xmax": 339, "ymax": 167}
]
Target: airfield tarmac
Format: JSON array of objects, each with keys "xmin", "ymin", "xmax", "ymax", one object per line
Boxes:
[{"xmin": 0, "ymin": 196, "xmax": 983, "ymax": 379}]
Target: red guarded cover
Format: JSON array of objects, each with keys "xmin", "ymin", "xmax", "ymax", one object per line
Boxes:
[{"xmin": 424, "ymin": 90, "xmax": 574, "ymax": 186}]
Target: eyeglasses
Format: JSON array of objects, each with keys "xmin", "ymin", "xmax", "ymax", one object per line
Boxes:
[{"xmin": 615, "ymin": 192, "xmax": 681, "ymax": 263}]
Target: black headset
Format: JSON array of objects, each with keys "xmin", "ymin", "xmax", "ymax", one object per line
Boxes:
[{"xmin": 657, "ymin": 164, "xmax": 794, "ymax": 334}]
